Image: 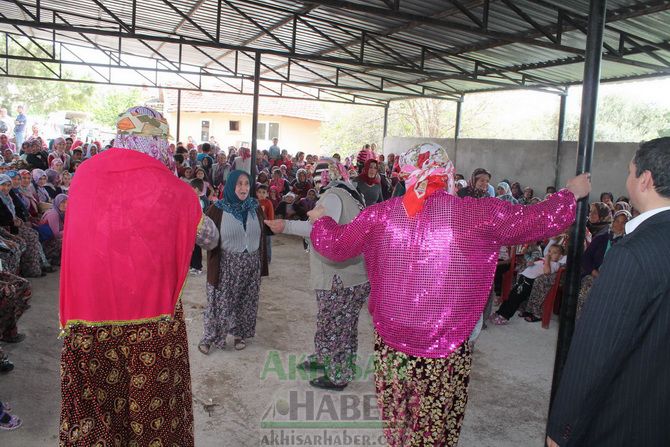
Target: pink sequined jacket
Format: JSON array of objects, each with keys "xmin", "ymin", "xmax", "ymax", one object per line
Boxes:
[{"xmin": 311, "ymin": 189, "xmax": 577, "ymax": 358}]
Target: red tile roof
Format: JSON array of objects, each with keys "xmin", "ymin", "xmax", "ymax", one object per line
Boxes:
[{"xmin": 163, "ymin": 90, "xmax": 326, "ymax": 122}]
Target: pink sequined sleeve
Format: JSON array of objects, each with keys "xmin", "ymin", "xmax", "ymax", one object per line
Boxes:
[
  {"xmin": 477, "ymin": 188, "xmax": 577, "ymax": 245},
  {"xmin": 310, "ymin": 203, "xmax": 385, "ymax": 262}
]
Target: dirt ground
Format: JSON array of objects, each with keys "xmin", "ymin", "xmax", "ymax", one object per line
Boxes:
[{"xmin": 1, "ymin": 235, "xmax": 558, "ymax": 446}]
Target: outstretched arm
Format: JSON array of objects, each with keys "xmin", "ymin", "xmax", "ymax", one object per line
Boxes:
[
  {"xmin": 310, "ymin": 201, "xmax": 384, "ymax": 262},
  {"xmin": 196, "ymin": 214, "xmax": 219, "ymax": 250},
  {"xmin": 481, "ymin": 189, "xmax": 577, "ymax": 246}
]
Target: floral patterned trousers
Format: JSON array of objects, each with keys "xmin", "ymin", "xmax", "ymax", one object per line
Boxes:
[
  {"xmin": 374, "ymin": 332, "xmax": 473, "ymax": 447},
  {"xmin": 307, "ymin": 276, "xmax": 370, "ymax": 386}
]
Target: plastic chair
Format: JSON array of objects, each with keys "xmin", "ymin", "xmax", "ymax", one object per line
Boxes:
[
  {"xmin": 542, "ymin": 267, "xmax": 566, "ymax": 329},
  {"xmin": 500, "ymin": 247, "xmax": 517, "ymax": 302}
]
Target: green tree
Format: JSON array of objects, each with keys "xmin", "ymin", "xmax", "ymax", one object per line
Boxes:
[
  {"xmin": 0, "ymin": 39, "xmax": 94, "ymax": 114},
  {"xmin": 91, "ymin": 88, "xmax": 142, "ymax": 128}
]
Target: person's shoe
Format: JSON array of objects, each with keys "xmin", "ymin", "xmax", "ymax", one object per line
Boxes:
[
  {"xmin": 0, "ymin": 334, "xmax": 25, "ymax": 344},
  {"xmin": 0, "ymin": 414, "xmax": 22, "ymax": 430},
  {"xmin": 297, "ymin": 359, "xmax": 325, "ymax": 371},
  {"xmin": 488, "ymin": 313, "xmax": 509, "ymax": 326},
  {"xmin": 0, "ymin": 359, "xmax": 14, "ymax": 373},
  {"xmin": 309, "ymin": 376, "xmax": 347, "ymax": 391}
]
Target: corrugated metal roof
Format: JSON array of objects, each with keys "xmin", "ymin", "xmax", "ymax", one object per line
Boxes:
[{"xmin": 0, "ymin": 0, "xmax": 668, "ymax": 104}]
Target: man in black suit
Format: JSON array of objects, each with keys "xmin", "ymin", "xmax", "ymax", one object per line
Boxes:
[{"xmin": 547, "ymin": 137, "xmax": 670, "ymax": 446}]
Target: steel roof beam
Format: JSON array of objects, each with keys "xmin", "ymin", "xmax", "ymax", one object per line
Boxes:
[{"xmin": 300, "ymin": 0, "xmax": 584, "ymax": 54}]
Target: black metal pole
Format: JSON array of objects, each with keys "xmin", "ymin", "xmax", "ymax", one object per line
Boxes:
[
  {"xmin": 176, "ymin": 88, "xmax": 181, "ymax": 143},
  {"xmin": 554, "ymin": 93, "xmax": 567, "ymax": 189},
  {"xmin": 382, "ymin": 104, "xmax": 389, "ymax": 151},
  {"xmin": 549, "ymin": 0, "xmax": 607, "ymax": 408},
  {"xmin": 454, "ymin": 98, "xmax": 463, "ymax": 165},
  {"xmin": 250, "ymin": 51, "xmax": 261, "ymax": 195}
]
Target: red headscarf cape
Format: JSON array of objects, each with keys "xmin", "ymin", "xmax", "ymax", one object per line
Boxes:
[{"xmin": 58, "ymin": 148, "xmax": 202, "ymax": 330}]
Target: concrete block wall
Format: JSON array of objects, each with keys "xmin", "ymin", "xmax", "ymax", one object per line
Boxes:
[{"xmin": 383, "ymin": 137, "xmax": 638, "ymax": 199}]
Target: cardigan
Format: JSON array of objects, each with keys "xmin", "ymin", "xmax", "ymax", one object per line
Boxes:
[{"xmin": 206, "ymin": 205, "xmax": 268, "ymax": 287}]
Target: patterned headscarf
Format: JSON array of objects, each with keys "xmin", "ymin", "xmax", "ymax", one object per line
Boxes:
[
  {"xmin": 398, "ymin": 142, "xmax": 455, "ymax": 217},
  {"xmin": 114, "ymin": 106, "xmax": 175, "ymax": 172}
]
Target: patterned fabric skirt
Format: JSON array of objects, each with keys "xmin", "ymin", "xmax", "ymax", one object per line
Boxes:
[
  {"xmin": 576, "ymin": 275, "xmax": 594, "ymax": 319},
  {"xmin": 201, "ymin": 250, "xmax": 261, "ymax": 348},
  {"xmin": 42, "ymin": 235, "xmax": 63, "ymax": 266},
  {"xmin": 0, "ymin": 226, "xmax": 42, "ymax": 277},
  {"xmin": 374, "ymin": 332, "xmax": 473, "ymax": 447},
  {"xmin": 60, "ymin": 302, "xmax": 194, "ymax": 447},
  {"xmin": 307, "ymin": 276, "xmax": 370, "ymax": 386},
  {"xmin": 0, "ymin": 238, "xmax": 22, "ymax": 276},
  {"xmin": 0, "ymin": 271, "xmax": 31, "ymax": 339},
  {"xmin": 520, "ymin": 272, "xmax": 557, "ymax": 318}
]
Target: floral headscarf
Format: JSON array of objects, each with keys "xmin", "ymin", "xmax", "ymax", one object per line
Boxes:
[
  {"xmin": 113, "ymin": 106, "xmax": 175, "ymax": 173},
  {"xmin": 398, "ymin": 142, "xmax": 455, "ymax": 217}
]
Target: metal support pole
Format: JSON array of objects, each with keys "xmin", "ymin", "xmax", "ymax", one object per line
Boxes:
[
  {"xmin": 454, "ymin": 98, "xmax": 463, "ymax": 166},
  {"xmin": 382, "ymin": 105, "xmax": 389, "ymax": 150},
  {"xmin": 549, "ymin": 0, "xmax": 607, "ymax": 408},
  {"xmin": 176, "ymin": 89, "xmax": 181, "ymax": 143},
  {"xmin": 554, "ymin": 93, "xmax": 567, "ymax": 189},
  {"xmin": 250, "ymin": 51, "xmax": 261, "ymax": 195}
]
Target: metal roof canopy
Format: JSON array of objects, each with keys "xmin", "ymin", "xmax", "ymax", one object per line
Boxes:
[{"xmin": 0, "ymin": 0, "xmax": 669, "ymax": 107}]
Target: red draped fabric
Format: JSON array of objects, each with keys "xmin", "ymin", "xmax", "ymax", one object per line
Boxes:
[{"xmin": 59, "ymin": 148, "xmax": 202, "ymax": 329}]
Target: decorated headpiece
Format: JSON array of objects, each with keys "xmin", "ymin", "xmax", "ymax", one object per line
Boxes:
[
  {"xmin": 114, "ymin": 106, "xmax": 175, "ymax": 172},
  {"xmin": 398, "ymin": 142, "xmax": 455, "ymax": 217}
]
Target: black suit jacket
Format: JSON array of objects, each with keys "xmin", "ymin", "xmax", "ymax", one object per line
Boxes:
[{"xmin": 547, "ymin": 209, "xmax": 670, "ymax": 446}]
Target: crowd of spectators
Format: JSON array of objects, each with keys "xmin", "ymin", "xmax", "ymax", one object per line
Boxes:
[{"xmin": 0, "ymin": 104, "xmax": 637, "ymax": 430}]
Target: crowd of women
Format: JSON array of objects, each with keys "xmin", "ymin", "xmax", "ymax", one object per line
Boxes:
[
  {"xmin": 0, "ymin": 132, "xmax": 83, "ymax": 429},
  {"xmin": 1, "ymin": 109, "xmax": 621, "ymax": 445}
]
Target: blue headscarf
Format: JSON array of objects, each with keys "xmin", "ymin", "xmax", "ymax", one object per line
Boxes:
[{"xmin": 215, "ymin": 169, "xmax": 258, "ymax": 228}]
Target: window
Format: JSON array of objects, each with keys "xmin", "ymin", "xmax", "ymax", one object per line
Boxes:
[
  {"xmin": 229, "ymin": 120, "xmax": 240, "ymax": 131},
  {"xmin": 201, "ymin": 120, "xmax": 210, "ymax": 142},
  {"xmin": 256, "ymin": 122, "xmax": 279, "ymax": 141}
]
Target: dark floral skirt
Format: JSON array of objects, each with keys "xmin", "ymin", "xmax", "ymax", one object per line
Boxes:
[
  {"xmin": 374, "ymin": 332, "xmax": 472, "ymax": 447},
  {"xmin": 0, "ymin": 271, "xmax": 31, "ymax": 338},
  {"xmin": 201, "ymin": 250, "xmax": 261, "ymax": 348},
  {"xmin": 59, "ymin": 302, "xmax": 194, "ymax": 446},
  {"xmin": 308, "ymin": 276, "xmax": 370, "ymax": 386}
]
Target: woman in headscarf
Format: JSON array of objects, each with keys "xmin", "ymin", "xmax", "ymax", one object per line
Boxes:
[
  {"xmin": 266, "ymin": 159, "xmax": 369, "ymax": 390},
  {"xmin": 233, "ymin": 147, "xmax": 252, "ymax": 174},
  {"xmin": 50, "ymin": 157, "xmax": 65, "ymax": 174},
  {"xmin": 59, "ymin": 171, "xmax": 71, "ymax": 194},
  {"xmin": 44, "ymin": 169, "xmax": 63, "ymax": 200},
  {"xmin": 0, "ymin": 174, "xmax": 45, "ymax": 277},
  {"xmin": 47, "ymin": 137, "xmax": 70, "ymax": 170},
  {"xmin": 16, "ymin": 170, "xmax": 39, "ymax": 218},
  {"xmin": 291, "ymin": 168, "xmax": 314, "ymax": 200},
  {"xmin": 354, "ymin": 159, "xmax": 383, "ymax": 207},
  {"xmin": 520, "ymin": 187, "xmax": 534, "ymax": 205},
  {"xmin": 211, "ymin": 152, "xmax": 230, "ymax": 189},
  {"xmin": 587, "ymin": 201, "xmax": 613, "ymax": 239},
  {"xmin": 496, "ymin": 181, "xmax": 519, "ymax": 204},
  {"xmin": 299, "ymin": 188, "xmax": 319, "ymax": 213},
  {"xmin": 38, "ymin": 193, "xmax": 67, "ymax": 265},
  {"xmin": 457, "ymin": 167, "xmax": 491, "ymax": 198},
  {"xmin": 576, "ymin": 209, "xmax": 632, "ymax": 318},
  {"xmin": 199, "ymin": 169, "xmax": 268, "ymax": 354},
  {"xmin": 270, "ymin": 168, "xmax": 290, "ymax": 195},
  {"xmin": 614, "ymin": 201, "xmax": 632, "ymax": 213},
  {"xmin": 30, "ymin": 169, "xmax": 51, "ymax": 205},
  {"xmin": 308, "ymin": 142, "xmax": 589, "ymax": 446},
  {"xmin": 59, "ymin": 106, "xmax": 219, "ymax": 447}
]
